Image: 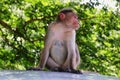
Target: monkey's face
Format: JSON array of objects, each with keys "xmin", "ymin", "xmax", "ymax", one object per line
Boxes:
[{"xmin": 65, "ymin": 13, "xmax": 80, "ymax": 30}]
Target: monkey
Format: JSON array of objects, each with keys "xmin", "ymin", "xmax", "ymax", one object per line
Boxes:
[{"xmin": 28, "ymin": 8, "xmax": 82, "ymax": 74}]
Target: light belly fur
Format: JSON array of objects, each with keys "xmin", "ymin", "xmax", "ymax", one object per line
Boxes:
[{"xmin": 50, "ymin": 43, "xmax": 67, "ymax": 65}]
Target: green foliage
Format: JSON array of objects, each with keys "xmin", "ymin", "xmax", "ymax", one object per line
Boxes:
[{"xmin": 0, "ymin": 0, "xmax": 120, "ymax": 78}]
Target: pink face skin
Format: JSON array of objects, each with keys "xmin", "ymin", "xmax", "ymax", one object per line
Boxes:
[{"xmin": 65, "ymin": 12, "xmax": 80, "ymax": 30}]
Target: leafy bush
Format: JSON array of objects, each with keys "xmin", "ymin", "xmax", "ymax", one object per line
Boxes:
[{"xmin": 0, "ymin": 0, "xmax": 120, "ymax": 78}]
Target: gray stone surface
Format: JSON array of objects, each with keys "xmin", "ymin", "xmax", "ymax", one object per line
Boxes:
[{"xmin": 0, "ymin": 70, "xmax": 120, "ymax": 80}]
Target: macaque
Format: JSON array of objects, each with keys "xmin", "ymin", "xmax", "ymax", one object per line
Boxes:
[{"xmin": 29, "ymin": 8, "xmax": 82, "ymax": 74}]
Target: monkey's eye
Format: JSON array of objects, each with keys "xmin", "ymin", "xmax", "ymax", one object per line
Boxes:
[{"xmin": 74, "ymin": 15, "xmax": 78, "ymax": 19}]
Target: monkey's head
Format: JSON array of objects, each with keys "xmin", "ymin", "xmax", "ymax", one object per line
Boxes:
[{"xmin": 57, "ymin": 8, "xmax": 80, "ymax": 30}]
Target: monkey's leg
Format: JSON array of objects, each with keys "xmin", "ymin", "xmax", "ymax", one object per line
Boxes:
[
  {"xmin": 47, "ymin": 57, "xmax": 60, "ymax": 69},
  {"xmin": 71, "ymin": 52, "xmax": 77, "ymax": 70},
  {"xmin": 69, "ymin": 52, "xmax": 82, "ymax": 74},
  {"xmin": 75, "ymin": 44, "xmax": 80, "ymax": 68}
]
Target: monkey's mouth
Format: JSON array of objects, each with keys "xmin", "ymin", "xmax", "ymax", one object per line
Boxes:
[
  {"xmin": 73, "ymin": 23, "xmax": 79, "ymax": 28},
  {"xmin": 74, "ymin": 24, "xmax": 80, "ymax": 30}
]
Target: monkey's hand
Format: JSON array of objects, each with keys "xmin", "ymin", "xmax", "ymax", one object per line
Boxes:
[
  {"xmin": 61, "ymin": 65, "xmax": 68, "ymax": 70},
  {"xmin": 62, "ymin": 61, "xmax": 70, "ymax": 69}
]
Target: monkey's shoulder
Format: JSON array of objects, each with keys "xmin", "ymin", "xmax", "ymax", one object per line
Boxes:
[{"xmin": 49, "ymin": 21, "xmax": 58, "ymax": 28}]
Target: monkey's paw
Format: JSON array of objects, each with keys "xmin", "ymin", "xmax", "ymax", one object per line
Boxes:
[
  {"xmin": 70, "ymin": 69, "xmax": 83, "ymax": 74},
  {"xmin": 50, "ymin": 67, "xmax": 64, "ymax": 72}
]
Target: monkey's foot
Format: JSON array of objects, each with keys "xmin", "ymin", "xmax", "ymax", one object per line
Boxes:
[
  {"xmin": 27, "ymin": 67, "xmax": 42, "ymax": 71},
  {"xmin": 50, "ymin": 68, "xmax": 82, "ymax": 74},
  {"xmin": 62, "ymin": 68, "xmax": 82, "ymax": 74},
  {"xmin": 70, "ymin": 69, "xmax": 83, "ymax": 74},
  {"xmin": 50, "ymin": 67, "xmax": 64, "ymax": 72}
]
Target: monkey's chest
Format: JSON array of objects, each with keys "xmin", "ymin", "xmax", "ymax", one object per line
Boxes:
[{"xmin": 50, "ymin": 40, "xmax": 67, "ymax": 65}]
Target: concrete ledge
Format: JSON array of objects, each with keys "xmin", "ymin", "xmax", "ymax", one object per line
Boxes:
[{"xmin": 0, "ymin": 70, "xmax": 119, "ymax": 80}]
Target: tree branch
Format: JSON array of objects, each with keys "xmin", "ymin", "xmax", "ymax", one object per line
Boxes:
[
  {"xmin": 80, "ymin": 16, "xmax": 97, "ymax": 21},
  {"xmin": 24, "ymin": 18, "xmax": 42, "ymax": 27},
  {"xmin": 0, "ymin": 20, "xmax": 31, "ymax": 42},
  {"xmin": 0, "ymin": 20, "xmax": 13, "ymax": 32},
  {"xmin": 23, "ymin": 15, "xmax": 55, "ymax": 27}
]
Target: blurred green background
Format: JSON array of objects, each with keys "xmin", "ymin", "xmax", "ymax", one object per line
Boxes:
[{"xmin": 0, "ymin": 0, "xmax": 120, "ymax": 78}]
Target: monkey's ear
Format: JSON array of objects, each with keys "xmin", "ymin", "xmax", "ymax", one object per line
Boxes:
[{"xmin": 59, "ymin": 13, "xmax": 65, "ymax": 21}]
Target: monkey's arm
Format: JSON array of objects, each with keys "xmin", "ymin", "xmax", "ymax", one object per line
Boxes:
[
  {"xmin": 39, "ymin": 25, "xmax": 55, "ymax": 69},
  {"xmin": 62, "ymin": 31, "xmax": 76, "ymax": 69}
]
